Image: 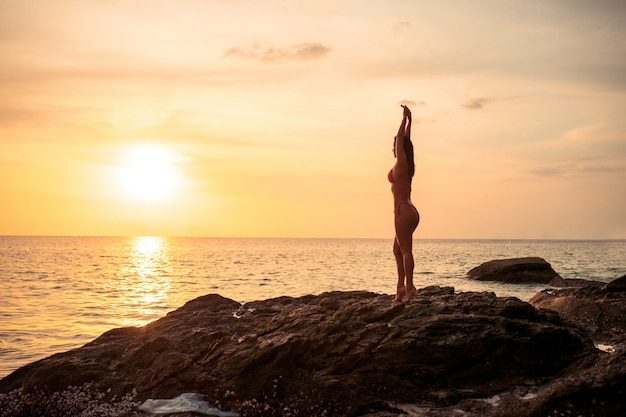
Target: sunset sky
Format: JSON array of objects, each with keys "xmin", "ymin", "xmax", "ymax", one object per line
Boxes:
[{"xmin": 1, "ymin": 0, "xmax": 625, "ymax": 239}]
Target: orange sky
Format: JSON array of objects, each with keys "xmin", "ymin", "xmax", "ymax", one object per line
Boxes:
[{"xmin": 1, "ymin": 0, "xmax": 625, "ymax": 239}]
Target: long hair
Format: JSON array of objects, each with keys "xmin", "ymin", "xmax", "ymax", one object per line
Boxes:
[
  {"xmin": 393, "ymin": 135, "xmax": 416, "ymax": 182},
  {"xmin": 404, "ymin": 136, "xmax": 415, "ymax": 181}
]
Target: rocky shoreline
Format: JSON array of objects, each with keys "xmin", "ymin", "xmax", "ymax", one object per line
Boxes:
[{"xmin": 1, "ymin": 258, "xmax": 625, "ymax": 417}]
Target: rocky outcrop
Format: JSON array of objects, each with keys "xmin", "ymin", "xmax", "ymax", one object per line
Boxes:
[
  {"xmin": 1, "ymin": 287, "xmax": 624, "ymax": 417},
  {"xmin": 467, "ymin": 257, "xmax": 565, "ymax": 286},
  {"xmin": 562, "ymin": 278, "xmax": 605, "ymax": 288},
  {"xmin": 530, "ymin": 275, "xmax": 626, "ymax": 345}
]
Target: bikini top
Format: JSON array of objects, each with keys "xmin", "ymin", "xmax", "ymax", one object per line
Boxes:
[{"xmin": 388, "ymin": 168, "xmax": 412, "ymax": 191}]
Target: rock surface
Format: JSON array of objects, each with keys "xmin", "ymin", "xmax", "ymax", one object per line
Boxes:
[
  {"xmin": 1, "ymin": 287, "xmax": 625, "ymax": 417},
  {"xmin": 606, "ymin": 274, "xmax": 626, "ymax": 292},
  {"xmin": 467, "ymin": 257, "xmax": 565, "ymax": 286},
  {"xmin": 530, "ymin": 276, "xmax": 626, "ymax": 345}
]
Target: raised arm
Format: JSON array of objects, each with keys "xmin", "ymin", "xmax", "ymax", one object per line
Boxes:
[
  {"xmin": 404, "ymin": 105, "xmax": 412, "ymax": 139},
  {"xmin": 395, "ymin": 105, "xmax": 411, "ymax": 165}
]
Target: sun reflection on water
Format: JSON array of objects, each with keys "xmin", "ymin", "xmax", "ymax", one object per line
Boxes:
[{"xmin": 121, "ymin": 236, "xmax": 172, "ymax": 326}]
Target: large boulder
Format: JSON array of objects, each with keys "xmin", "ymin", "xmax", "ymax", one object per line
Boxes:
[
  {"xmin": 1, "ymin": 288, "xmax": 622, "ymax": 417},
  {"xmin": 606, "ymin": 274, "xmax": 626, "ymax": 292},
  {"xmin": 467, "ymin": 257, "xmax": 565, "ymax": 286}
]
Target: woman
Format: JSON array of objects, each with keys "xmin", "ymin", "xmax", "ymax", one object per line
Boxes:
[{"xmin": 388, "ymin": 105, "xmax": 420, "ymax": 303}]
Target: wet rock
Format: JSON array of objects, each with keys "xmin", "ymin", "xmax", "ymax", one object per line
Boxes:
[
  {"xmin": 1, "ymin": 287, "xmax": 622, "ymax": 417},
  {"xmin": 467, "ymin": 257, "xmax": 565, "ymax": 286}
]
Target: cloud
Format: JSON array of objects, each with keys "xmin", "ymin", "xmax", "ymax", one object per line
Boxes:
[
  {"xmin": 461, "ymin": 97, "xmax": 490, "ymax": 110},
  {"xmin": 529, "ymin": 162, "xmax": 625, "ymax": 178},
  {"xmin": 393, "ymin": 21, "xmax": 411, "ymax": 34},
  {"xmin": 399, "ymin": 99, "xmax": 426, "ymax": 107},
  {"xmin": 529, "ymin": 166, "xmax": 564, "ymax": 177},
  {"xmin": 223, "ymin": 42, "xmax": 331, "ymax": 63}
]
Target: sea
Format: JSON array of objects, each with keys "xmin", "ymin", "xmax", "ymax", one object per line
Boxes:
[{"xmin": 0, "ymin": 236, "xmax": 624, "ymax": 378}]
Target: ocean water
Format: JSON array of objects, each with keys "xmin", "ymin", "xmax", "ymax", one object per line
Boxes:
[{"xmin": 0, "ymin": 236, "xmax": 624, "ymax": 378}]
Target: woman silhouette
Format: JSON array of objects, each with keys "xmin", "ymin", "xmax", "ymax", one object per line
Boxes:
[{"xmin": 388, "ymin": 105, "xmax": 420, "ymax": 303}]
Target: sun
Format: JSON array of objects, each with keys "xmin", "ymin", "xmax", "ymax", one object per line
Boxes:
[{"xmin": 117, "ymin": 144, "xmax": 181, "ymax": 202}]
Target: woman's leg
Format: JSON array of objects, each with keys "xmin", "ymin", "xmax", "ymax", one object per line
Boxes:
[
  {"xmin": 393, "ymin": 238, "xmax": 405, "ymax": 302},
  {"xmin": 395, "ymin": 206, "xmax": 419, "ymax": 302}
]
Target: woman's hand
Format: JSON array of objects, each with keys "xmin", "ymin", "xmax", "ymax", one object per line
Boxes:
[{"xmin": 402, "ymin": 104, "xmax": 412, "ymax": 120}]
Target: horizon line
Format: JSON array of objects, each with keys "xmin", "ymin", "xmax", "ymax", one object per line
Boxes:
[{"xmin": 1, "ymin": 235, "xmax": 625, "ymax": 242}]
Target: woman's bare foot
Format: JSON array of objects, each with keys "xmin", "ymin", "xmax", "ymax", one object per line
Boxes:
[
  {"xmin": 392, "ymin": 285, "xmax": 406, "ymax": 303},
  {"xmin": 402, "ymin": 285, "xmax": 416, "ymax": 303}
]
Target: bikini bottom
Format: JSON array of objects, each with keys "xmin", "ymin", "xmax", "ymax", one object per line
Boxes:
[{"xmin": 394, "ymin": 202, "xmax": 420, "ymax": 224}]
